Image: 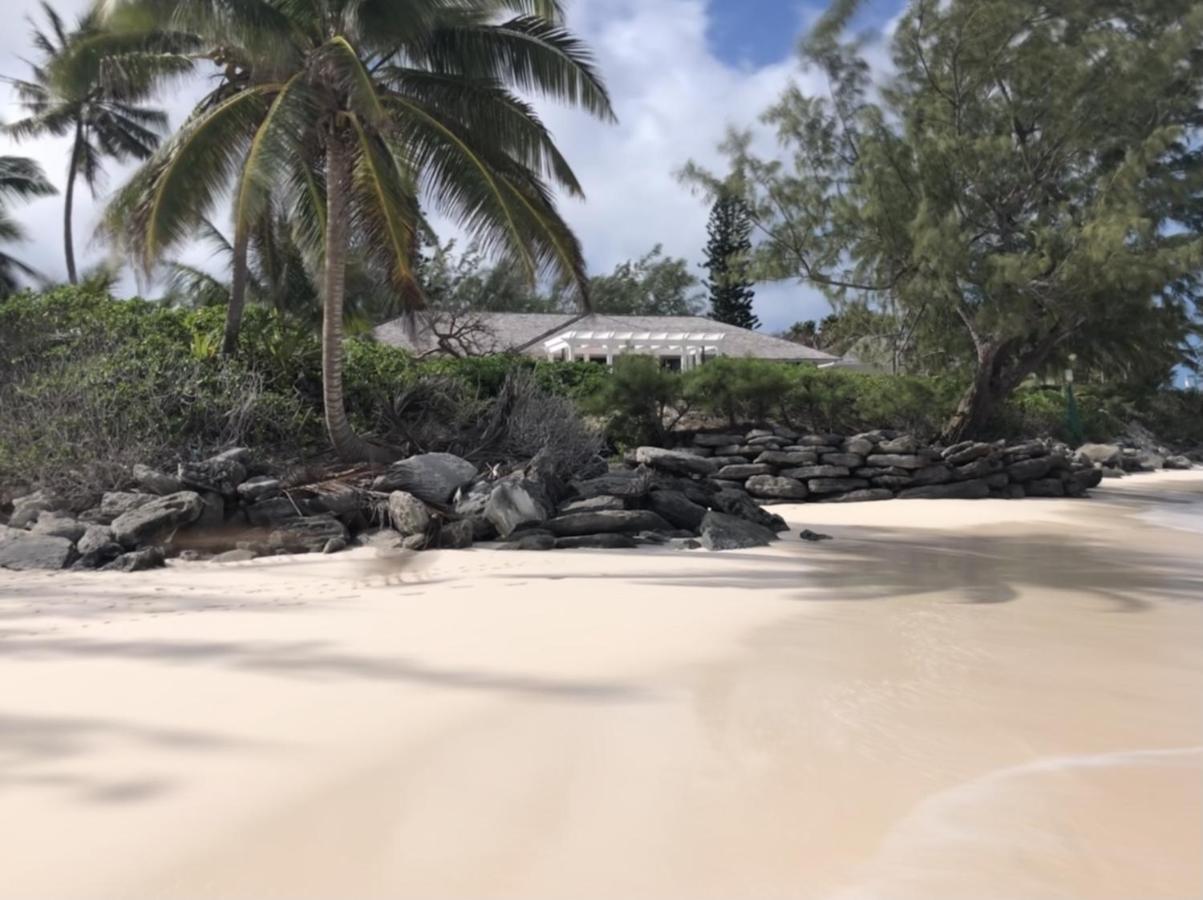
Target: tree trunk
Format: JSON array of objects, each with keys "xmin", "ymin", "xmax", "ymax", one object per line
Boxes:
[
  {"xmin": 940, "ymin": 342, "xmax": 1004, "ymax": 443},
  {"xmin": 321, "ymin": 137, "xmax": 390, "ymax": 463},
  {"xmin": 221, "ymin": 227, "xmax": 250, "ymax": 356},
  {"xmin": 63, "ymin": 124, "xmax": 81, "ymax": 285}
]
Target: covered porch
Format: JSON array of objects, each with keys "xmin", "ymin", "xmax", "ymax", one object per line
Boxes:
[{"xmin": 542, "ymin": 329, "xmax": 727, "ymax": 370}]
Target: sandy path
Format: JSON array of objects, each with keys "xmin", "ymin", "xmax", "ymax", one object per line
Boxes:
[{"xmin": 1, "ymin": 471, "xmax": 1200, "ymax": 899}]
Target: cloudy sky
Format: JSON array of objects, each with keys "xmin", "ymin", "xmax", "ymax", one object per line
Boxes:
[{"xmin": 0, "ymin": 0, "xmax": 900, "ymax": 332}]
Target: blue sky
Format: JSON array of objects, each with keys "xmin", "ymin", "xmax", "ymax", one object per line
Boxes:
[{"xmin": 708, "ymin": 0, "xmax": 900, "ymax": 67}]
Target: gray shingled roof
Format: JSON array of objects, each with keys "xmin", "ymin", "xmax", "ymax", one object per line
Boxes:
[{"xmin": 372, "ymin": 312, "xmax": 838, "ymax": 362}]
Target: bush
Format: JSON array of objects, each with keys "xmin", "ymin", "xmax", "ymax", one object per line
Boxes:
[{"xmin": 582, "ymin": 355, "xmax": 686, "ymax": 448}]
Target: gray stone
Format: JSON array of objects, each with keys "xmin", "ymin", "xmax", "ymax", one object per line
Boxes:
[
  {"xmin": 268, "ymin": 515, "xmax": 350, "ymax": 554},
  {"xmin": 559, "ymin": 495, "xmax": 626, "ymax": 514},
  {"xmin": 745, "ymin": 475, "xmax": 809, "ymax": 500},
  {"xmin": 389, "ymin": 490, "xmax": 431, "ymax": 537},
  {"xmin": 572, "ymin": 469, "xmax": 654, "ymax": 500},
  {"xmin": 911, "ymin": 464, "xmax": 954, "ymax": 485},
  {"xmin": 1100, "ymin": 466, "xmax": 1126, "ymax": 479},
  {"xmin": 213, "ymin": 548, "xmax": 257, "ymax": 563},
  {"xmin": 799, "ymin": 529, "xmax": 833, "ymax": 542},
  {"xmin": 985, "ymin": 472, "xmax": 1010, "ymax": 489},
  {"xmin": 820, "ymin": 488, "xmax": 893, "ymax": 503},
  {"xmin": 780, "ymin": 465, "xmax": 850, "ymax": 480},
  {"xmin": 99, "ymin": 491, "xmax": 158, "ymax": 522},
  {"xmin": 1003, "ymin": 440, "xmax": 1049, "ymax": 461},
  {"xmin": 797, "ymin": 434, "xmax": 844, "ymax": 448},
  {"xmin": 111, "ymin": 492, "xmax": 204, "ymax": 547},
  {"xmin": 213, "ymin": 447, "xmax": 254, "ymax": 466},
  {"xmin": 954, "ymin": 457, "xmax": 1001, "ymax": 480},
  {"xmin": 546, "ymin": 510, "xmax": 673, "ymax": 537},
  {"xmin": 699, "ymin": 512, "xmax": 777, "ymax": 551},
  {"xmin": 486, "ymin": 482, "xmax": 547, "ymax": 538},
  {"xmin": 77, "ymin": 524, "xmax": 115, "ymax": 556},
  {"xmin": 1006, "ymin": 457, "xmax": 1053, "ymax": 483},
  {"xmin": 1026, "ymin": 478, "xmax": 1066, "ymax": 498},
  {"xmin": 245, "ymin": 496, "xmax": 312, "ymax": 526},
  {"xmin": 821, "ymin": 452, "xmax": 864, "ymax": 468},
  {"xmin": 102, "ymin": 547, "xmax": 166, "ymax": 572},
  {"xmin": 859, "ymin": 466, "xmax": 910, "ymax": 478},
  {"xmin": 1076, "ymin": 443, "xmax": 1121, "ymax": 467},
  {"xmin": 9, "ymin": 490, "xmax": 60, "ymax": 529},
  {"xmin": 554, "ymin": 533, "xmax": 639, "ymax": 550},
  {"xmin": 714, "ymin": 444, "xmax": 745, "ymax": 457},
  {"xmin": 237, "ymin": 476, "xmax": 282, "ymax": 503},
  {"xmin": 499, "ymin": 531, "xmax": 556, "ymax": 551},
  {"xmin": 755, "ymin": 450, "xmax": 818, "ymax": 467},
  {"xmin": 871, "ymin": 475, "xmax": 915, "ymax": 490},
  {"xmin": 132, "ymin": 463, "xmax": 183, "ymax": 495},
  {"xmin": 373, "ymin": 453, "xmax": 478, "ymax": 504},
  {"xmin": 865, "ymin": 454, "xmax": 931, "ymax": 470},
  {"xmin": 1165, "ymin": 455, "xmax": 1194, "ymax": 471},
  {"xmin": 31, "ymin": 513, "xmax": 86, "ymax": 543},
  {"xmin": 436, "ymin": 519, "xmax": 475, "ymax": 549},
  {"xmin": 808, "ymin": 477, "xmax": 871, "ymax": 494},
  {"xmin": 710, "ymin": 490, "xmax": 790, "ymax": 533},
  {"xmin": 708, "ymin": 479, "xmax": 746, "ymax": 493},
  {"xmin": 942, "ymin": 442, "xmax": 994, "ymax": 466},
  {"xmin": 845, "ymin": 437, "xmax": 875, "ymax": 456},
  {"xmin": 178, "ymin": 457, "xmax": 247, "ymax": 497},
  {"xmin": 693, "ymin": 432, "xmax": 745, "ymax": 448},
  {"xmin": 669, "ymin": 538, "xmax": 703, "ymax": 551},
  {"xmin": 746, "ymin": 429, "xmax": 776, "ymax": 440},
  {"xmin": 746, "ymin": 435, "xmax": 784, "ymax": 447},
  {"xmin": 647, "ymin": 490, "xmax": 708, "ymax": 531},
  {"xmin": 0, "ymin": 527, "xmax": 75, "ymax": 571},
  {"xmin": 322, "ymin": 537, "xmax": 348, "ymax": 554},
  {"xmin": 1136, "ymin": 451, "xmax": 1165, "ymax": 472},
  {"xmin": 716, "ymin": 464, "xmax": 772, "ymax": 480},
  {"xmin": 1069, "ymin": 467, "xmax": 1104, "ymax": 492},
  {"xmin": 878, "ymin": 435, "xmax": 919, "ymax": 454},
  {"xmin": 898, "ymin": 480, "xmax": 990, "ymax": 500},
  {"xmin": 193, "ymin": 492, "xmax": 226, "ymax": 530},
  {"xmin": 633, "ymin": 446, "xmax": 719, "ymax": 477}
]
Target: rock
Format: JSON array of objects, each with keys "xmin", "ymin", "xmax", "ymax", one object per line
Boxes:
[
  {"xmin": 572, "ymin": 469, "xmax": 655, "ymax": 500},
  {"xmin": 31, "ymin": 513, "xmax": 86, "ymax": 543},
  {"xmin": 954, "ymin": 457, "xmax": 1002, "ymax": 480},
  {"xmin": 716, "ymin": 464, "xmax": 773, "ymax": 480},
  {"xmin": 400, "ymin": 534, "xmax": 429, "ymax": 551},
  {"xmin": 436, "ymin": 519, "xmax": 475, "ymax": 549},
  {"xmin": 213, "ymin": 447, "xmax": 254, "ymax": 466},
  {"xmin": 322, "ymin": 537, "xmax": 348, "ymax": 554},
  {"xmin": 816, "ymin": 484, "xmax": 885, "ymax": 500},
  {"xmin": 745, "ymin": 475, "xmax": 809, "ymax": 500},
  {"xmin": 746, "ymin": 435, "xmax": 784, "ymax": 448},
  {"xmin": 102, "ymin": 547, "xmax": 166, "ymax": 572},
  {"xmin": 942, "ymin": 442, "xmax": 993, "ymax": 466},
  {"xmin": 799, "ymin": 529, "xmax": 833, "ymax": 542},
  {"xmin": 647, "ymin": 490, "xmax": 708, "ymax": 531},
  {"xmin": 746, "ymin": 429, "xmax": 775, "ymax": 440},
  {"xmin": 1026, "ymin": 478, "xmax": 1066, "ymax": 498},
  {"xmin": 546, "ymin": 510, "xmax": 673, "ymax": 537},
  {"xmin": 984, "ymin": 472, "xmax": 1010, "ymax": 489},
  {"xmin": 76, "ymin": 525, "xmax": 115, "ymax": 556},
  {"xmin": 898, "ymin": 480, "xmax": 990, "ymax": 500},
  {"xmin": 268, "ymin": 515, "xmax": 350, "ymax": 554},
  {"xmin": 9, "ymin": 490, "xmax": 61, "ymax": 529},
  {"xmin": 213, "ymin": 548, "xmax": 257, "ymax": 563},
  {"xmin": 807, "ymin": 477, "xmax": 870, "ymax": 494},
  {"xmin": 559, "ymin": 495, "xmax": 626, "ymax": 514},
  {"xmin": 128, "ymin": 463, "xmax": 179, "ymax": 495},
  {"xmin": 872, "ymin": 475, "xmax": 915, "ymax": 490},
  {"xmin": 669, "ymin": 538, "xmax": 703, "ymax": 551},
  {"xmin": 865, "ymin": 454, "xmax": 931, "ymax": 470},
  {"xmin": 699, "ymin": 512, "xmax": 778, "ymax": 551},
  {"xmin": 709, "ymin": 479, "xmax": 746, "ymax": 493},
  {"xmin": 111, "ymin": 492, "xmax": 204, "ymax": 548},
  {"xmin": 755, "ymin": 450, "xmax": 818, "ymax": 467},
  {"xmin": 485, "ymin": 482, "xmax": 547, "ymax": 538},
  {"xmin": 245, "ymin": 496, "xmax": 314, "ymax": 526},
  {"xmin": 99, "ymin": 491, "xmax": 159, "ymax": 522},
  {"xmin": 554, "ymin": 533, "xmax": 639, "ymax": 550},
  {"xmin": 373, "ymin": 453, "xmax": 478, "ymax": 504},
  {"xmin": 780, "ymin": 465, "xmax": 850, "ymax": 480},
  {"xmin": 388, "ymin": 490, "xmax": 431, "ymax": 537},
  {"xmin": 710, "ymin": 490, "xmax": 790, "ymax": 533},
  {"xmin": 1165, "ymin": 455, "xmax": 1194, "ymax": 470},
  {"xmin": 910, "ymin": 464, "xmax": 955, "ymax": 485},
  {"xmin": 1003, "ymin": 440, "xmax": 1049, "ymax": 461},
  {"xmin": 878, "ymin": 435, "xmax": 919, "ymax": 454},
  {"xmin": 820, "ymin": 452, "xmax": 864, "ymax": 468},
  {"xmin": 845, "ymin": 437, "xmax": 875, "ymax": 456},
  {"xmin": 499, "ymin": 531, "xmax": 556, "ymax": 551},
  {"xmin": 1006, "ymin": 457, "xmax": 1053, "ymax": 482},
  {"xmin": 1075, "ymin": 443, "xmax": 1121, "ymax": 467},
  {"xmin": 237, "ymin": 476, "xmax": 282, "ymax": 503},
  {"xmin": 693, "ymin": 432, "xmax": 746, "ymax": 448},
  {"xmin": 633, "ymin": 447, "xmax": 719, "ymax": 477},
  {"xmin": 193, "ymin": 492, "xmax": 226, "ymax": 530},
  {"xmin": 1136, "ymin": 451, "xmax": 1165, "ymax": 472},
  {"xmin": 178, "ymin": 457, "xmax": 247, "ymax": 497},
  {"xmin": 797, "ymin": 433, "xmax": 844, "ymax": 447},
  {"xmin": 176, "ymin": 550, "xmax": 204, "ymax": 562},
  {"xmin": 0, "ymin": 527, "xmax": 75, "ymax": 571}
]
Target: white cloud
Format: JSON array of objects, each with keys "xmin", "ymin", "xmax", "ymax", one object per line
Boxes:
[{"xmin": 0, "ymin": 0, "xmax": 841, "ymax": 330}]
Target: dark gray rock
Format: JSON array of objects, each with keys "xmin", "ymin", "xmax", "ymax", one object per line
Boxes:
[
  {"xmin": 1165, "ymin": 455, "xmax": 1194, "ymax": 471},
  {"xmin": 821, "ymin": 452, "xmax": 864, "ymax": 468},
  {"xmin": 942, "ymin": 442, "xmax": 994, "ymax": 466},
  {"xmin": 985, "ymin": 472, "xmax": 1010, "ymax": 489},
  {"xmin": 708, "ymin": 479, "xmax": 746, "ymax": 493},
  {"xmin": 898, "ymin": 480, "xmax": 990, "ymax": 500},
  {"xmin": 871, "ymin": 475, "xmax": 915, "ymax": 490},
  {"xmin": 373, "ymin": 453, "xmax": 478, "ymax": 504},
  {"xmin": 99, "ymin": 491, "xmax": 159, "ymax": 522},
  {"xmin": 1006, "ymin": 457, "xmax": 1053, "ymax": 483},
  {"xmin": 572, "ymin": 469, "xmax": 654, "ymax": 500},
  {"xmin": 821, "ymin": 488, "xmax": 893, "ymax": 503},
  {"xmin": 878, "ymin": 435, "xmax": 919, "ymax": 454},
  {"xmin": 178, "ymin": 457, "xmax": 247, "ymax": 497},
  {"xmin": 716, "ymin": 464, "xmax": 772, "ymax": 480},
  {"xmin": 799, "ymin": 529, "xmax": 833, "ymax": 542},
  {"xmin": 237, "ymin": 476, "xmax": 282, "ymax": 503},
  {"xmin": 389, "ymin": 490, "xmax": 431, "ymax": 537},
  {"xmin": 780, "ymin": 465, "xmax": 850, "ymax": 480},
  {"xmin": 808, "ymin": 478, "xmax": 871, "ymax": 495},
  {"xmin": 554, "ymin": 533, "xmax": 639, "ymax": 550},
  {"xmin": 796, "ymin": 433, "xmax": 844, "ymax": 448},
  {"xmin": 436, "ymin": 519, "xmax": 475, "ymax": 549},
  {"xmin": 1076, "ymin": 443, "xmax": 1121, "ymax": 467},
  {"xmin": 546, "ymin": 510, "xmax": 673, "ymax": 537},
  {"xmin": 133, "ymin": 463, "xmax": 183, "ymax": 495},
  {"xmin": 745, "ymin": 475, "xmax": 809, "ymax": 500},
  {"xmin": 213, "ymin": 548, "xmax": 257, "ymax": 564},
  {"xmin": 111, "ymin": 492, "xmax": 204, "ymax": 547},
  {"xmin": 193, "ymin": 492, "xmax": 226, "ymax": 530},
  {"xmin": 1069, "ymin": 467, "xmax": 1104, "ymax": 492},
  {"xmin": 699, "ymin": 512, "xmax": 777, "ymax": 551},
  {"xmin": 102, "ymin": 547, "xmax": 166, "ymax": 572},
  {"xmin": 559, "ymin": 495, "xmax": 626, "ymax": 514},
  {"xmin": 865, "ymin": 454, "xmax": 930, "ymax": 470},
  {"xmin": 245, "ymin": 496, "xmax": 315, "ymax": 526},
  {"xmin": 633, "ymin": 446, "xmax": 719, "ymax": 477},
  {"xmin": 647, "ymin": 490, "xmax": 708, "ymax": 531},
  {"xmin": 76, "ymin": 524, "xmax": 115, "ymax": 556},
  {"xmin": 486, "ymin": 482, "xmax": 547, "ymax": 538},
  {"xmin": 9, "ymin": 490, "xmax": 60, "ymax": 529},
  {"xmin": 755, "ymin": 450, "xmax": 818, "ymax": 467},
  {"xmin": 911, "ymin": 464, "xmax": 954, "ymax": 485},
  {"xmin": 954, "ymin": 457, "xmax": 1002, "ymax": 480},
  {"xmin": 0, "ymin": 527, "xmax": 75, "ymax": 570},
  {"xmin": 710, "ymin": 490, "xmax": 790, "ymax": 533},
  {"xmin": 268, "ymin": 515, "xmax": 350, "ymax": 554},
  {"xmin": 1026, "ymin": 478, "xmax": 1066, "ymax": 498},
  {"xmin": 845, "ymin": 437, "xmax": 875, "ymax": 456},
  {"xmin": 31, "ymin": 513, "xmax": 86, "ymax": 543},
  {"xmin": 693, "ymin": 432, "xmax": 745, "ymax": 448},
  {"xmin": 499, "ymin": 531, "xmax": 556, "ymax": 551},
  {"xmin": 1003, "ymin": 440, "xmax": 1049, "ymax": 462}
]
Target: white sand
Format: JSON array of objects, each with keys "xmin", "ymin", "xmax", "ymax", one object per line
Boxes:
[{"xmin": 1, "ymin": 470, "xmax": 1200, "ymax": 899}]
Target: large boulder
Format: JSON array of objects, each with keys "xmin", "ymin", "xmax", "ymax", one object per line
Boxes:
[
  {"xmin": 745, "ymin": 475, "xmax": 809, "ymax": 500},
  {"xmin": 1165, "ymin": 455, "xmax": 1194, "ymax": 471},
  {"xmin": 99, "ymin": 491, "xmax": 158, "ymax": 522},
  {"xmin": 1076, "ymin": 443, "xmax": 1121, "ymax": 468},
  {"xmin": 9, "ymin": 490, "xmax": 61, "ymax": 529},
  {"xmin": 559, "ymin": 495, "xmax": 626, "ymax": 514},
  {"xmin": 864, "ymin": 453, "xmax": 931, "ymax": 470},
  {"xmin": 373, "ymin": 453, "xmax": 478, "ymax": 504},
  {"xmin": 237, "ymin": 476, "xmax": 282, "ymax": 503},
  {"xmin": 1026, "ymin": 478, "xmax": 1066, "ymax": 498},
  {"xmin": 715, "ymin": 463, "xmax": 772, "ymax": 480},
  {"xmin": 647, "ymin": 490, "xmax": 708, "ymax": 531},
  {"xmin": 554, "ymin": 533, "xmax": 639, "ymax": 550},
  {"xmin": 910, "ymin": 464, "xmax": 954, "ymax": 485},
  {"xmin": 807, "ymin": 477, "xmax": 871, "ymax": 495},
  {"xmin": 178, "ymin": 456, "xmax": 248, "ymax": 498},
  {"xmin": 898, "ymin": 480, "xmax": 990, "ymax": 500},
  {"xmin": 435, "ymin": 519, "xmax": 475, "ymax": 550},
  {"xmin": 102, "ymin": 547, "xmax": 167, "ymax": 573},
  {"xmin": 755, "ymin": 450, "xmax": 818, "ymax": 467},
  {"xmin": 571, "ymin": 469, "xmax": 654, "ymax": 500},
  {"xmin": 820, "ymin": 488, "xmax": 894, "ymax": 503},
  {"xmin": 820, "ymin": 452, "xmax": 864, "ymax": 469},
  {"xmin": 546, "ymin": 509, "xmax": 673, "ymax": 537},
  {"xmin": 878, "ymin": 435, "xmax": 919, "ymax": 454},
  {"xmin": 1006, "ymin": 457, "xmax": 1053, "ymax": 483},
  {"xmin": 485, "ymin": 482, "xmax": 547, "ymax": 538},
  {"xmin": 388, "ymin": 491, "xmax": 431, "ymax": 537},
  {"xmin": 693, "ymin": 433, "xmax": 745, "ymax": 448},
  {"xmin": 710, "ymin": 490, "xmax": 790, "ymax": 533},
  {"xmin": 132, "ymin": 463, "xmax": 182, "ymax": 495},
  {"xmin": 499, "ymin": 531, "xmax": 556, "ymax": 551},
  {"xmin": 111, "ymin": 492, "xmax": 204, "ymax": 547},
  {"xmin": 845, "ymin": 437, "xmax": 876, "ymax": 456},
  {"xmin": 942, "ymin": 442, "xmax": 994, "ymax": 466},
  {"xmin": 633, "ymin": 447, "xmax": 719, "ymax": 477},
  {"xmin": 780, "ymin": 465, "xmax": 850, "ymax": 480},
  {"xmin": 268, "ymin": 515, "xmax": 350, "ymax": 554},
  {"xmin": 699, "ymin": 512, "xmax": 777, "ymax": 551},
  {"xmin": 31, "ymin": 513, "xmax": 86, "ymax": 543},
  {"xmin": 0, "ymin": 527, "xmax": 75, "ymax": 571}
]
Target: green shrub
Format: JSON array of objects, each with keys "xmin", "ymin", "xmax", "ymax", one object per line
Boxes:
[{"xmin": 582, "ymin": 355, "xmax": 685, "ymax": 448}]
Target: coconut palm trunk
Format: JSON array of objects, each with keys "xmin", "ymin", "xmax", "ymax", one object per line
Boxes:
[
  {"xmin": 221, "ymin": 229, "xmax": 250, "ymax": 355},
  {"xmin": 63, "ymin": 122, "xmax": 82, "ymax": 284}
]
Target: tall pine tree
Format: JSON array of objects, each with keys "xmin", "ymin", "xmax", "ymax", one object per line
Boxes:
[{"xmin": 703, "ymin": 193, "xmax": 758, "ymax": 329}]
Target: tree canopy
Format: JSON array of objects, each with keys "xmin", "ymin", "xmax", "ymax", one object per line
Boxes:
[{"xmin": 703, "ymin": 192, "xmax": 757, "ymax": 329}]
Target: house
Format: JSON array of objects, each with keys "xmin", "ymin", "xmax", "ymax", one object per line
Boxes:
[{"xmin": 373, "ymin": 312, "xmax": 843, "ymax": 370}]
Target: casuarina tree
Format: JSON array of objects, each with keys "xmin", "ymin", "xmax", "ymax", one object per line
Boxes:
[{"xmin": 702, "ymin": 192, "xmax": 758, "ymax": 329}]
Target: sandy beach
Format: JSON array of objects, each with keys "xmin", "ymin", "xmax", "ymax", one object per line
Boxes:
[{"xmin": 1, "ymin": 470, "xmax": 1200, "ymax": 900}]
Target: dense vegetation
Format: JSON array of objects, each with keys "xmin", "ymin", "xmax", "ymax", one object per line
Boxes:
[{"xmin": 4, "ymin": 289, "xmax": 1198, "ymax": 503}]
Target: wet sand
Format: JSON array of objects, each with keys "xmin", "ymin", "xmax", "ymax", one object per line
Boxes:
[{"xmin": 1, "ymin": 471, "xmax": 1200, "ymax": 899}]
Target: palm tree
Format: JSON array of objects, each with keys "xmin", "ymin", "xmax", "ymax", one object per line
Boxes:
[
  {"xmin": 105, "ymin": 0, "xmax": 614, "ymax": 461},
  {"xmin": 0, "ymin": 155, "xmax": 58, "ymax": 297},
  {"xmin": 4, "ymin": 2, "xmax": 185, "ymax": 284}
]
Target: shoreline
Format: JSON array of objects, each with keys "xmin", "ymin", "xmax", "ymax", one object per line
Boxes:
[{"xmin": 1, "ymin": 470, "xmax": 1200, "ymax": 899}]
